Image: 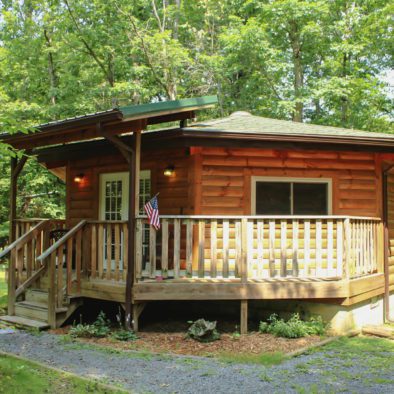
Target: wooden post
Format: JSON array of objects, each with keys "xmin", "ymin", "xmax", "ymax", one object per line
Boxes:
[
  {"xmin": 241, "ymin": 218, "xmax": 248, "ymax": 282},
  {"xmin": 7, "ymin": 248, "xmax": 16, "ymax": 315},
  {"xmin": 48, "ymin": 253, "xmax": 56, "ymax": 328},
  {"xmin": 9, "ymin": 157, "xmax": 17, "ymax": 244},
  {"xmin": 344, "ymin": 218, "xmax": 351, "ymax": 280},
  {"xmin": 125, "ymin": 130, "xmax": 141, "ymax": 331},
  {"xmin": 240, "ymin": 299, "xmax": 248, "ymax": 334}
]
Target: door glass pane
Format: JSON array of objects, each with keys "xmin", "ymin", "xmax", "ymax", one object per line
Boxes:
[
  {"xmin": 256, "ymin": 182, "xmax": 291, "ymax": 214},
  {"xmin": 293, "ymin": 183, "xmax": 328, "ymax": 215}
]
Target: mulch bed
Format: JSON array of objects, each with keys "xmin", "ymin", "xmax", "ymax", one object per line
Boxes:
[{"xmin": 50, "ymin": 323, "xmax": 325, "ymax": 357}]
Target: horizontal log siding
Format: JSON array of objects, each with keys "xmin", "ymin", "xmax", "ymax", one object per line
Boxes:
[
  {"xmin": 66, "ymin": 148, "xmax": 194, "ymax": 225},
  {"xmin": 197, "ymin": 148, "xmax": 382, "ymax": 218},
  {"xmin": 387, "ymin": 173, "xmax": 394, "ymax": 288}
]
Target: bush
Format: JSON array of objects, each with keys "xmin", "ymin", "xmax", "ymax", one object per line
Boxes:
[
  {"xmin": 259, "ymin": 313, "xmax": 327, "ymax": 339},
  {"xmin": 187, "ymin": 319, "xmax": 220, "ymax": 343},
  {"xmin": 111, "ymin": 330, "xmax": 138, "ymax": 341},
  {"xmin": 70, "ymin": 311, "xmax": 111, "ymax": 338}
]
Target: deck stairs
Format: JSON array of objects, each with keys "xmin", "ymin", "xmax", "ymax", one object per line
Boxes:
[{"xmin": 1, "ymin": 287, "xmax": 82, "ymax": 330}]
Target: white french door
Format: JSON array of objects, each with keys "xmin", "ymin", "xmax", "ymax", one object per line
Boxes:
[{"xmin": 99, "ymin": 171, "xmax": 151, "ymax": 272}]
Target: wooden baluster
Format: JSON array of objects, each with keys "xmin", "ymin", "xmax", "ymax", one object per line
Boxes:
[
  {"xmin": 292, "ymin": 220, "xmax": 299, "ymax": 277},
  {"xmin": 247, "ymin": 220, "xmax": 254, "ymax": 279},
  {"xmin": 123, "ymin": 223, "xmax": 128, "ymax": 281},
  {"xmin": 26, "ymin": 239, "xmax": 33, "ymax": 278},
  {"xmin": 185, "ymin": 220, "xmax": 193, "ymax": 278},
  {"xmin": 316, "ymin": 220, "xmax": 322, "ymax": 277},
  {"xmin": 98, "ymin": 224, "xmax": 104, "ymax": 279},
  {"xmin": 280, "ymin": 220, "xmax": 287, "ymax": 277},
  {"xmin": 8, "ymin": 248, "xmax": 16, "ymax": 315},
  {"xmin": 48, "ymin": 252, "xmax": 56, "ymax": 328},
  {"xmin": 344, "ymin": 218, "xmax": 351, "ymax": 280},
  {"xmin": 257, "ymin": 221, "xmax": 264, "ymax": 279},
  {"xmin": 57, "ymin": 247, "xmax": 64, "ymax": 308},
  {"xmin": 161, "ymin": 219, "xmax": 169, "ymax": 278},
  {"xmin": 66, "ymin": 238, "xmax": 73, "ymax": 293},
  {"xmin": 174, "ymin": 219, "xmax": 181, "ymax": 278},
  {"xmin": 198, "ymin": 220, "xmax": 205, "ymax": 278},
  {"xmin": 327, "ymin": 220, "xmax": 333, "ymax": 277},
  {"xmin": 106, "ymin": 224, "xmax": 112, "ymax": 280},
  {"xmin": 149, "ymin": 226, "xmax": 156, "ymax": 278},
  {"xmin": 269, "ymin": 220, "xmax": 276, "ymax": 277},
  {"xmin": 235, "ymin": 221, "xmax": 242, "ymax": 278},
  {"xmin": 241, "ymin": 218, "xmax": 248, "ymax": 283},
  {"xmin": 210, "ymin": 220, "xmax": 217, "ymax": 278},
  {"xmin": 135, "ymin": 219, "xmax": 143, "ymax": 279},
  {"xmin": 114, "ymin": 224, "xmax": 120, "ymax": 281},
  {"xmin": 336, "ymin": 220, "xmax": 343, "ymax": 277},
  {"xmin": 91, "ymin": 225, "xmax": 97, "ymax": 279},
  {"xmin": 76, "ymin": 230, "xmax": 82, "ymax": 291},
  {"xmin": 16, "ymin": 247, "xmax": 23, "ymax": 287},
  {"xmin": 304, "ymin": 221, "xmax": 310, "ymax": 277},
  {"xmin": 222, "ymin": 220, "xmax": 229, "ymax": 278}
]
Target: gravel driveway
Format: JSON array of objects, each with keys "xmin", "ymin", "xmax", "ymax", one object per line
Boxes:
[{"xmin": 0, "ymin": 331, "xmax": 393, "ymax": 393}]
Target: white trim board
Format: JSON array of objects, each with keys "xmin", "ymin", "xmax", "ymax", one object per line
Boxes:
[{"xmin": 251, "ymin": 176, "xmax": 333, "ymax": 215}]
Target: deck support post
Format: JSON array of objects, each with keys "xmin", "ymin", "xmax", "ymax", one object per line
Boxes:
[
  {"xmin": 132, "ymin": 302, "xmax": 146, "ymax": 332},
  {"xmin": 125, "ymin": 130, "xmax": 141, "ymax": 330},
  {"xmin": 8, "ymin": 154, "xmax": 28, "ymax": 315},
  {"xmin": 240, "ymin": 299, "xmax": 248, "ymax": 335}
]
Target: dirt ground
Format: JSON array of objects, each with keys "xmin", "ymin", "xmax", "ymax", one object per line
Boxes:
[{"xmin": 50, "ymin": 320, "xmax": 324, "ymax": 357}]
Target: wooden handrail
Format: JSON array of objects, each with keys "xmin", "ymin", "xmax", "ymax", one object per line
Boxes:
[
  {"xmin": 0, "ymin": 220, "xmax": 49, "ymax": 260},
  {"xmin": 37, "ymin": 220, "xmax": 87, "ymax": 262},
  {"xmin": 136, "ymin": 215, "xmax": 382, "ymax": 221}
]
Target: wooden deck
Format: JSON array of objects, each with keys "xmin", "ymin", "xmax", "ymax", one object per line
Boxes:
[{"xmin": 0, "ymin": 215, "xmax": 387, "ymax": 329}]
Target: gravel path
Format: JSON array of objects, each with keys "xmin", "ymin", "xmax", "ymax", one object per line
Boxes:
[{"xmin": 0, "ymin": 331, "xmax": 393, "ymax": 393}]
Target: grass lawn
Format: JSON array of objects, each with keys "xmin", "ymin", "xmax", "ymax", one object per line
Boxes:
[
  {"xmin": 0, "ymin": 266, "xmax": 7, "ymax": 312},
  {"xmin": 0, "ymin": 353, "xmax": 126, "ymax": 394}
]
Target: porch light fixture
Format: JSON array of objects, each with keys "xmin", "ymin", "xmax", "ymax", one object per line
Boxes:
[
  {"xmin": 73, "ymin": 173, "xmax": 85, "ymax": 183},
  {"xmin": 164, "ymin": 166, "xmax": 175, "ymax": 177}
]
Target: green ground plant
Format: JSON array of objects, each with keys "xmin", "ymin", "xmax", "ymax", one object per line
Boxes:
[
  {"xmin": 187, "ymin": 319, "xmax": 220, "ymax": 343},
  {"xmin": 259, "ymin": 313, "xmax": 327, "ymax": 338},
  {"xmin": 70, "ymin": 311, "xmax": 111, "ymax": 338}
]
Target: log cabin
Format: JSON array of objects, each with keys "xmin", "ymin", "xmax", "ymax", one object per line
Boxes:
[{"xmin": 1, "ymin": 95, "xmax": 394, "ymax": 334}]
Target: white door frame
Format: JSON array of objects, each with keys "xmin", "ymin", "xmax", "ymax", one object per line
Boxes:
[{"xmin": 99, "ymin": 172, "xmax": 130, "ymax": 221}]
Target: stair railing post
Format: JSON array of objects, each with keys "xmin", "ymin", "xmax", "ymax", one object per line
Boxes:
[
  {"xmin": 7, "ymin": 248, "xmax": 16, "ymax": 315},
  {"xmin": 47, "ymin": 252, "xmax": 56, "ymax": 328}
]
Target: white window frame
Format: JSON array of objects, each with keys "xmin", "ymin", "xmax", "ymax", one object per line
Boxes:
[{"xmin": 251, "ymin": 176, "xmax": 333, "ymax": 215}]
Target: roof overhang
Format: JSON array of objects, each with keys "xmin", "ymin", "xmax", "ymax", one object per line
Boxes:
[
  {"xmin": 0, "ymin": 96, "xmax": 218, "ymax": 150},
  {"xmin": 34, "ymin": 127, "xmax": 394, "ymax": 166}
]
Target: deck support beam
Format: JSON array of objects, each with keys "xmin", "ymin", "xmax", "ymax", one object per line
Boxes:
[{"xmin": 240, "ymin": 299, "xmax": 248, "ymax": 335}]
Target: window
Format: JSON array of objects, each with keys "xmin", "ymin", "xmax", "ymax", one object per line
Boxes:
[{"xmin": 252, "ymin": 177, "xmax": 331, "ymax": 215}]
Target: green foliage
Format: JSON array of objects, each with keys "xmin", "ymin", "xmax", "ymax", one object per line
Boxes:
[
  {"xmin": 70, "ymin": 311, "xmax": 111, "ymax": 338},
  {"xmin": 187, "ymin": 318, "xmax": 221, "ymax": 343},
  {"xmin": 111, "ymin": 330, "xmax": 138, "ymax": 342},
  {"xmin": 259, "ymin": 313, "xmax": 327, "ymax": 339}
]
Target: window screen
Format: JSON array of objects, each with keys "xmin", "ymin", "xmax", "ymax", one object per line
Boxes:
[{"xmin": 255, "ymin": 180, "xmax": 329, "ymax": 215}]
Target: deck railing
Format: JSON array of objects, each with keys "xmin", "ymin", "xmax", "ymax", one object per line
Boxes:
[{"xmin": 135, "ymin": 216, "xmax": 383, "ymax": 281}]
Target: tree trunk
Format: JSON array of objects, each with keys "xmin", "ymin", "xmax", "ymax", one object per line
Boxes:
[
  {"xmin": 289, "ymin": 21, "xmax": 303, "ymax": 122},
  {"xmin": 44, "ymin": 29, "xmax": 58, "ymax": 106}
]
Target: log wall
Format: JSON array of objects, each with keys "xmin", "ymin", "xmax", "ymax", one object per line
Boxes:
[
  {"xmin": 387, "ymin": 173, "xmax": 394, "ymax": 288},
  {"xmin": 66, "ymin": 148, "xmax": 194, "ymax": 225},
  {"xmin": 193, "ymin": 147, "xmax": 383, "ymax": 218}
]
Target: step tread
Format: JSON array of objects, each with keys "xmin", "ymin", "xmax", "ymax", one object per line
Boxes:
[
  {"xmin": 0, "ymin": 315, "xmax": 49, "ymax": 330},
  {"xmin": 26, "ymin": 289, "xmax": 48, "ymax": 294},
  {"xmin": 16, "ymin": 301, "xmax": 68, "ymax": 313}
]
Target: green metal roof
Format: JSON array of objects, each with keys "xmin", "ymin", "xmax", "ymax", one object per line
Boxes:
[{"xmin": 119, "ymin": 95, "xmax": 218, "ymax": 119}]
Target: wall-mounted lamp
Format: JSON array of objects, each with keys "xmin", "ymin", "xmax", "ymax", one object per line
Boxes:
[
  {"xmin": 163, "ymin": 166, "xmax": 175, "ymax": 177},
  {"xmin": 73, "ymin": 173, "xmax": 85, "ymax": 183}
]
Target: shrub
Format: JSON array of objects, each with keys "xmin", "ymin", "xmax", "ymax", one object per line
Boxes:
[
  {"xmin": 111, "ymin": 330, "xmax": 138, "ymax": 341},
  {"xmin": 70, "ymin": 311, "xmax": 111, "ymax": 338},
  {"xmin": 187, "ymin": 319, "xmax": 220, "ymax": 342},
  {"xmin": 259, "ymin": 313, "xmax": 327, "ymax": 339}
]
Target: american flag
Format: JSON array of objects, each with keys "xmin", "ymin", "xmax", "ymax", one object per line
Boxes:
[{"xmin": 144, "ymin": 195, "xmax": 160, "ymax": 230}]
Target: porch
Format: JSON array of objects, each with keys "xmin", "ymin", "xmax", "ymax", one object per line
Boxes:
[{"xmin": 4, "ymin": 215, "xmax": 384, "ymax": 313}]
